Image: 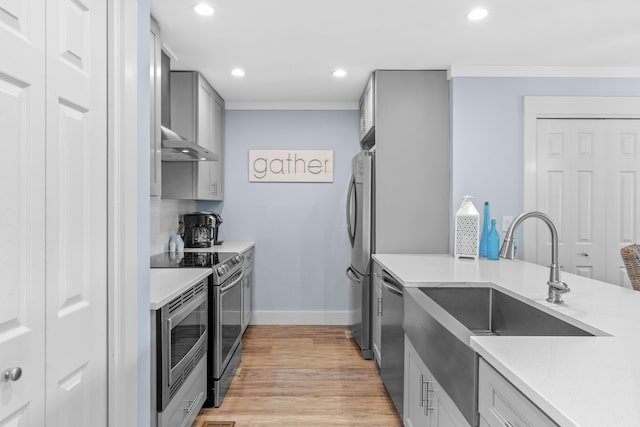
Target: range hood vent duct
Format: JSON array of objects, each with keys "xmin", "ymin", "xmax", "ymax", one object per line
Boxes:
[{"xmin": 161, "ymin": 126, "xmax": 218, "ymax": 162}]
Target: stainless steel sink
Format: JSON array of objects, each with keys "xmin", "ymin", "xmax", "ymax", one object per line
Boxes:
[
  {"xmin": 403, "ymin": 285, "xmax": 599, "ymax": 427},
  {"xmin": 420, "ymin": 287, "xmax": 593, "ymax": 337}
]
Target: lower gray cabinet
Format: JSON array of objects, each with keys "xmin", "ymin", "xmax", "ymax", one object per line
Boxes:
[
  {"xmin": 372, "ymin": 262, "xmax": 382, "ymax": 366},
  {"xmin": 157, "ymin": 356, "xmax": 206, "ymax": 427},
  {"xmin": 404, "ymin": 336, "xmax": 469, "ymax": 427},
  {"xmin": 241, "ymin": 247, "xmax": 254, "ymax": 333},
  {"xmin": 478, "ymin": 358, "xmax": 558, "ymax": 427}
]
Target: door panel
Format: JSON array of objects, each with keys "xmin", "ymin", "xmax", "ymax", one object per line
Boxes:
[
  {"xmin": 0, "ymin": 0, "xmax": 46, "ymax": 424},
  {"xmin": 536, "ymin": 119, "xmax": 607, "ymax": 281},
  {"xmin": 536, "ymin": 119, "xmax": 640, "ymax": 287},
  {"xmin": 349, "ymin": 152, "xmax": 372, "ymax": 275},
  {"xmin": 45, "ymin": 0, "xmax": 107, "ymax": 424},
  {"xmin": 605, "ymin": 120, "xmax": 640, "ymax": 286}
]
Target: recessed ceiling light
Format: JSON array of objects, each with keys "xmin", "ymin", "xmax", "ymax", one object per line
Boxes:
[
  {"xmin": 332, "ymin": 69, "xmax": 347, "ymax": 78},
  {"xmin": 231, "ymin": 68, "xmax": 245, "ymax": 77},
  {"xmin": 467, "ymin": 8, "xmax": 488, "ymax": 20},
  {"xmin": 194, "ymin": 3, "xmax": 214, "ymax": 16}
]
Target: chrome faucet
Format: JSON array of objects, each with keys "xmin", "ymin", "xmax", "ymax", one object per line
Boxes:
[{"xmin": 499, "ymin": 211, "xmax": 570, "ymax": 304}]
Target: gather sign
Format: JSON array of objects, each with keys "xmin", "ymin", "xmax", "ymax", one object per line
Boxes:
[{"xmin": 249, "ymin": 150, "xmax": 334, "ymax": 182}]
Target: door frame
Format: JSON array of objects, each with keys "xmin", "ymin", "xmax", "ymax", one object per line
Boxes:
[
  {"xmin": 522, "ymin": 96, "xmax": 640, "ymax": 260},
  {"xmin": 107, "ymin": 0, "xmax": 148, "ymax": 425}
]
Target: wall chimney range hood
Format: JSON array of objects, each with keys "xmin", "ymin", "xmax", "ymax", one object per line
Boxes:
[
  {"xmin": 159, "ymin": 50, "xmax": 217, "ymax": 162},
  {"xmin": 161, "ymin": 126, "xmax": 219, "ymax": 161}
]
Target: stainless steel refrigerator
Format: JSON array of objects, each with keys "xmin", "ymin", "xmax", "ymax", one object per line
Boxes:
[{"xmin": 345, "ymin": 150, "xmax": 374, "ymax": 360}]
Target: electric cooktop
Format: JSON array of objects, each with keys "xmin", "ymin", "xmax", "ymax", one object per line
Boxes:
[{"xmin": 150, "ymin": 251, "xmax": 238, "ymax": 269}]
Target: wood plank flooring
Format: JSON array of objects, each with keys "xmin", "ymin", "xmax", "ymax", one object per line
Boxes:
[{"xmin": 193, "ymin": 325, "xmax": 402, "ymax": 427}]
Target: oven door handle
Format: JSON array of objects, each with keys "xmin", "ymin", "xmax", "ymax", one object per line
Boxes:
[
  {"xmin": 220, "ymin": 270, "xmax": 244, "ymax": 295},
  {"xmin": 167, "ymin": 289, "xmax": 207, "ymax": 327}
]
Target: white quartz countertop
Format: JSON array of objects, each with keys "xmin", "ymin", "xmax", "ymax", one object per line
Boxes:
[
  {"xmin": 149, "ymin": 268, "xmax": 211, "ymax": 310},
  {"xmin": 184, "ymin": 241, "xmax": 254, "ymax": 254},
  {"xmin": 150, "ymin": 241, "xmax": 254, "ymax": 310},
  {"xmin": 372, "ymin": 253, "xmax": 640, "ymax": 427}
]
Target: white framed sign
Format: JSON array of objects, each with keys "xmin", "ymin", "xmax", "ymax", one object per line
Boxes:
[{"xmin": 249, "ymin": 150, "xmax": 334, "ymax": 182}]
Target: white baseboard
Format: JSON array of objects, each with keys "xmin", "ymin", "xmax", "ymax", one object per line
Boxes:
[{"xmin": 251, "ymin": 310, "xmax": 350, "ymax": 325}]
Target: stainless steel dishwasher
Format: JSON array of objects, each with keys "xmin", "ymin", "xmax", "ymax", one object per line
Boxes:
[{"xmin": 380, "ymin": 270, "xmax": 404, "ymax": 416}]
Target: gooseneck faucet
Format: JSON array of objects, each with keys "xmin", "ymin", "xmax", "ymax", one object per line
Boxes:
[{"xmin": 499, "ymin": 211, "xmax": 570, "ymax": 304}]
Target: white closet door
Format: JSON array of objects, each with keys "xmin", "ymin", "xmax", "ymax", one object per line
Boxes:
[
  {"xmin": 0, "ymin": 1, "xmax": 46, "ymax": 425},
  {"xmin": 605, "ymin": 120, "xmax": 640, "ymax": 287},
  {"xmin": 536, "ymin": 119, "xmax": 607, "ymax": 280},
  {"xmin": 45, "ymin": 0, "xmax": 108, "ymax": 425},
  {"xmin": 536, "ymin": 118, "xmax": 640, "ymax": 287}
]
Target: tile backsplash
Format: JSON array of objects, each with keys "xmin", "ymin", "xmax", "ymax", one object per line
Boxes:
[{"xmin": 150, "ymin": 198, "xmax": 197, "ymax": 255}]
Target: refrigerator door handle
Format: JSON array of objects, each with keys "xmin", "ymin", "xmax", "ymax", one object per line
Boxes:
[
  {"xmin": 346, "ymin": 175, "xmax": 357, "ymax": 247},
  {"xmin": 346, "ymin": 266, "xmax": 363, "ymax": 282}
]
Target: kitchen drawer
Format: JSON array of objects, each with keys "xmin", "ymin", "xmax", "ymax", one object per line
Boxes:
[
  {"xmin": 478, "ymin": 358, "xmax": 558, "ymax": 427},
  {"xmin": 158, "ymin": 355, "xmax": 207, "ymax": 427}
]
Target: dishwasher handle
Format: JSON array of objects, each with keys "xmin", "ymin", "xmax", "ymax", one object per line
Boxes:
[{"xmin": 381, "ymin": 272, "xmax": 403, "ymax": 297}]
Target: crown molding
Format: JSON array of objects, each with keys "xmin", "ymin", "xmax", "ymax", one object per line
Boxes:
[
  {"xmin": 447, "ymin": 65, "xmax": 640, "ymax": 79},
  {"xmin": 225, "ymin": 101, "xmax": 358, "ymax": 110}
]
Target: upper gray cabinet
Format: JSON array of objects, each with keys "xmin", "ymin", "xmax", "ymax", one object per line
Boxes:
[
  {"xmin": 162, "ymin": 71, "xmax": 224, "ymax": 201},
  {"xmin": 359, "ymin": 73, "xmax": 375, "ymax": 146},
  {"xmin": 149, "ymin": 17, "xmax": 162, "ymax": 197},
  {"xmin": 366, "ymin": 70, "xmax": 451, "ymax": 254}
]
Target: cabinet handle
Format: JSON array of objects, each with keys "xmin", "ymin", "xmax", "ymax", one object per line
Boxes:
[
  {"xmin": 424, "ymin": 380, "xmax": 436, "ymax": 415},
  {"xmin": 183, "ymin": 394, "xmax": 200, "ymax": 413},
  {"xmin": 504, "ymin": 422, "xmax": 514, "ymax": 427},
  {"xmin": 377, "ymin": 297, "xmax": 382, "ymax": 316},
  {"xmin": 419, "ymin": 374, "xmax": 425, "ymax": 408}
]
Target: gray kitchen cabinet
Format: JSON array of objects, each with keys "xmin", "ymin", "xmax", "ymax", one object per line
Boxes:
[
  {"xmin": 162, "ymin": 71, "xmax": 224, "ymax": 200},
  {"xmin": 363, "ymin": 70, "xmax": 450, "ymax": 254},
  {"xmin": 359, "ymin": 73, "xmax": 375, "ymax": 144},
  {"xmin": 404, "ymin": 336, "xmax": 469, "ymax": 427},
  {"xmin": 478, "ymin": 358, "xmax": 558, "ymax": 427},
  {"xmin": 241, "ymin": 246, "xmax": 254, "ymax": 333},
  {"xmin": 149, "ymin": 17, "xmax": 162, "ymax": 197},
  {"xmin": 157, "ymin": 356, "xmax": 206, "ymax": 427},
  {"xmin": 372, "ymin": 261, "xmax": 382, "ymax": 366}
]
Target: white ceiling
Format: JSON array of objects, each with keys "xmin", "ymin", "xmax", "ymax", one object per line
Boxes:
[{"xmin": 150, "ymin": 0, "xmax": 640, "ymax": 105}]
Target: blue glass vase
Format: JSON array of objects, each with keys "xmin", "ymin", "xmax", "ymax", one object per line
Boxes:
[
  {"xmin": 487, "ymin": 218, "xmax": 500, "ymax": 260},
  {"xmin": 479, "ymin": 202, "xmax": 490, "ymax": 257}
]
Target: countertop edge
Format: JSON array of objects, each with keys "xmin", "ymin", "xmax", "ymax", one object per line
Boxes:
[{"xmin": 150, "ymin": 268, "xmax": 211, "ymax": 310}]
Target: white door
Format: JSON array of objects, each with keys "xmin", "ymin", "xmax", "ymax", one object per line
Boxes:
[
  {"xmin": 0, "ymin": 0, "xmax": 108, "ymax": 425},
  {"xmin": 0, "ymin": 1, "xmax": 46, "ymax": 425},
  {"xmin": 535, "ymin": 119, "xmax": 640, "ymax": 287},
  {"xmin": 605, "ymin": 120, "xmax": 640, "ymax": 286},
  {"xmin": 45, "ymin": 0, "xmax": 108, "ymax": 425}
]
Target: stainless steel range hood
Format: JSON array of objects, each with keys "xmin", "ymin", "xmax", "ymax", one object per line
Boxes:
[{"xmin": 161, "ymin": 126, "xmax": 219, "ymax": 161}]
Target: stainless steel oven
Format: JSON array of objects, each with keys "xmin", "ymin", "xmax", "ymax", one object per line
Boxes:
[
  {"xmin": 210, "ymin": 267, "xmax": 243, "ymax": 407},
  {"xmin": 154, "ymin": 279, "xmax": 208, "ymax": 411},
  {"xmin": 151, "ymin": 251, "xmax": 244, "ymax": 408}
]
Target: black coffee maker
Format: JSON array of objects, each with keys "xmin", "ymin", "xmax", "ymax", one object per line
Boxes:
[{"xmin": 182, "ymin": 212, "xmax": 223, "ymax": 248}]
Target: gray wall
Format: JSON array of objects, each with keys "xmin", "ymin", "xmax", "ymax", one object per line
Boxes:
[
  {"xmin": 450, "ymin": 76, "xmax": 640, "ymax": 238},
  {"xmin": 199, "ymin": 110, "xmax": 359, "ymax": 314}
]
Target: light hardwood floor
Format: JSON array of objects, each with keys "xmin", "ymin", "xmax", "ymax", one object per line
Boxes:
[{"xmin": 193, "ymin": 325, "xmax": 403, "ymax": 427}]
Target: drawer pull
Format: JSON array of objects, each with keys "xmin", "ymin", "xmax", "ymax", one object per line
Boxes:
[
  {"xmin": 183, "ymin": 394, "xmax": 200, "ymax": 413},
  {"xmin": 504, "ymin": 422, "xmax": 514, "ymax": 427}
]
